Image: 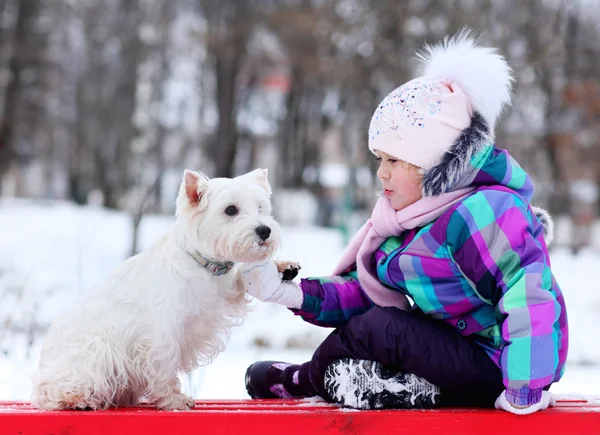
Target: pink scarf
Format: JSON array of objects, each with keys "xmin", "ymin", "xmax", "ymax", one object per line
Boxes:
[{"xmin": 332, "ymin": 187, "xmax": 476, "ymax": 310}]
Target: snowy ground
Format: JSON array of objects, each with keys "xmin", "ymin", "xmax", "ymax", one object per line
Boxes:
[{"xmin": 0, "ymin": 199, "xmax": 599, "ymax": 401}]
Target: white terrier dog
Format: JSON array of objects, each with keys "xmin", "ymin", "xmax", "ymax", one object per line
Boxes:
[{"xmin": 32, "ymin": 168, "xmax": 281, "ymax": 410}]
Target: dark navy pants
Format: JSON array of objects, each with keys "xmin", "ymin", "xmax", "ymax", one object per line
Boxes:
[{"xmin": 297, "ymin": 306, "xmax": 505, "ymax": 407}]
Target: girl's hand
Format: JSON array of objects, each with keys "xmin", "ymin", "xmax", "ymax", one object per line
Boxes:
[
  {"xmin": 239, "ymin": 260, "xmax": 303, "ymax": 308},
  {"xmin": 494, "ymin": 390, "xmax": 554, "ymax": 415}
]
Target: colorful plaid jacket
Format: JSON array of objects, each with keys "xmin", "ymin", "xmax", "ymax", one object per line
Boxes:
[{"xmin": 293, "ymin": 145, "xmax": 568, "ymax": 406}]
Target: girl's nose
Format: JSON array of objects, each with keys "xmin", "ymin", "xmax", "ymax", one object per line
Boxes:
[{"xmin": 377, "ymin": 164, "xmax": 389, "ymax": 180}]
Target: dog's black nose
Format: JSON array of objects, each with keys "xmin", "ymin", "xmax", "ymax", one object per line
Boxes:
[{"xmin": 255, "ymin": 225, "xmax": 271, "ymax": 241}]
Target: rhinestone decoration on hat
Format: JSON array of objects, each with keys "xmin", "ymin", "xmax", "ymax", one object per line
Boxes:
[{"xmin": 369, "ymin": 78, "xmax": 444, "ymax": 142}]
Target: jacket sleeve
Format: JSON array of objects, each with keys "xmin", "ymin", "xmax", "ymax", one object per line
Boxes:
[
  {"xmin": 289, "ymin": 270, "xmax": 375, "ymax": 328},
  {"xmin": 445, "ymin": 190, "xmax": 564, "ymax": 407}
]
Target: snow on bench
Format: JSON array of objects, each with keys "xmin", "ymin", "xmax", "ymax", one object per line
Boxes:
[{"xmin": 0, "ymin": 396, "xmax": 599, "ymax": 435}]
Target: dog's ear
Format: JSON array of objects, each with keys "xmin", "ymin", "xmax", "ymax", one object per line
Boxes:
[
  {"xmin": 180, "ymin": 169, "xmax": 209, "ymax": 207},
  {"xmin": 245, "ymin": 168, "xmax": 272, "ymax": 196}
]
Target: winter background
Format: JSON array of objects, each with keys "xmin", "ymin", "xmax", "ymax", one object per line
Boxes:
[{"xmin": 1, "ymin": 0, "xmax": 600, "ymax": 401}]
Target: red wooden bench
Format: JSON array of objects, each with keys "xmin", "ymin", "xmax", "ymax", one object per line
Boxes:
[{"xmin": 1, "ymin": 397, "xmax": 599, "ymax": 435}]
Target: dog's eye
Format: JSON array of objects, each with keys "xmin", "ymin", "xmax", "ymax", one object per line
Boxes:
[{"xmin": 225, "ymin": 205, "xmax": 238, "ymax": 216}]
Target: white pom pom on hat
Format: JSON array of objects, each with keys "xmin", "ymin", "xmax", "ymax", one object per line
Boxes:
[{"xmin": 419, "ymin": 29, "xmax": 513, "ymax": 131}]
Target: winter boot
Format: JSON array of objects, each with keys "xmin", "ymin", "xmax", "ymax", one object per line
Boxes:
[
  {"xmin": 324, "ymin": 358, "xmax": 441, "ymax": 409},
  {"xmin": 245, "ymin": 361, "xmax": 316, "ymax": 399}
]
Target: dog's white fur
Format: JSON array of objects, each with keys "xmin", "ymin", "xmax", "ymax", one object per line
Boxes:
[{"xmin": 32, "ymin": 169, "xmax": 280, "ymax": 410}]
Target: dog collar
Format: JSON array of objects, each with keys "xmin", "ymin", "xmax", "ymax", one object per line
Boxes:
[{"xmin": 189, "ymin": 252, "xmax": 234, "ymax": 276}]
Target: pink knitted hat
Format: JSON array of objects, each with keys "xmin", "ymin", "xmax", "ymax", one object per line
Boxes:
[{"xmin": 368, "ymin": 31, "xmax": 513, "ymax": 196}]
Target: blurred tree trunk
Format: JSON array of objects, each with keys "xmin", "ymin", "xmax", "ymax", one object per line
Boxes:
[
  {"xmin": 279, "ymin": 66, "xmax": 303, "ymax": 187},
  {"xmin": 109, "ymin": 0, "xmax": 144, "ymax": 209},
  {"xmin": 200, "ymin": 0, "xmax": 253, "ymax": 178},
  {"xmin": 144, "ymin": 0, "xmax": 176, "ymax": 212},
  {"xmin": 69, "ymin": 78, "xmax": 86, "ymax": 204},
  {"xmin": 72, "ymin": 0, "xmax": 144, "ymax": 209},
  {"xmin": 0, "ymin": 0, "xmax": 43, "ymax": 194},
  {"xmin": 213, "ymin": 48, "xmax": 241, "ymax": 177},
  {"xmin": 0, "ymin": 0, "xmax": 13, "ymax": 78}
]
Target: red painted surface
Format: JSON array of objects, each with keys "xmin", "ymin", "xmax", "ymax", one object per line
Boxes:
[{"xmin": 0, "ymin": 398, "xmax": 599, "ymax": 435}]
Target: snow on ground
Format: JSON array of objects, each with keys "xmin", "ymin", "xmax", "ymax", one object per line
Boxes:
[{"xmin": 0, "ymin": 198, "xmax": 598, "ymax": 401}]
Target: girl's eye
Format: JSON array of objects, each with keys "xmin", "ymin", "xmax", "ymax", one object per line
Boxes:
[
  {"xmin": 225, "ymin": 205, "xmax": 238, "ymax": 216},
  {"xmin": 388, "ymin": 159, "xmax": 398, "ymax": 164},
  {"xmin": 375, "ymin": 157, "xmax": 382, "ymax": 162}
]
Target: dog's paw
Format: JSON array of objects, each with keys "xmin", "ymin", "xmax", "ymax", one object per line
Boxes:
[
  {"xmin": 156, "ymin": 393, "xmax": 195, "ymax": 411},
  {"xmin": 276, "ymin": 261, "xmax": 301, "ymax": 281}
]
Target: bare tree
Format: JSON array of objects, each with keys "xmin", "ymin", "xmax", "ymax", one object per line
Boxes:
[
  {"xmin": 0, "ymin": 0, "xmax": 45, "ymax": 194},
  {"xmin": 72, "ymin": 0, "xmax": 145, "ymax": 208},
  {"xmin": 144, "ymin": 0, "xmax": 176, "ymax": 212},
  {"xmin": 198, "ymin": 0, "xmax": 257, "ymax": 178}
]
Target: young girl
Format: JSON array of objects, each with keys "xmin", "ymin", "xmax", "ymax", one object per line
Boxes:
[{"xmin": 239, "ymin": 32, "xmax": 568, "ymax": 415}]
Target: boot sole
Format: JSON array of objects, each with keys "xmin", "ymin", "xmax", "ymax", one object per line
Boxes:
[{"xmin": 324, "ymin": 358, "xmax": 441, "ymax": 409}]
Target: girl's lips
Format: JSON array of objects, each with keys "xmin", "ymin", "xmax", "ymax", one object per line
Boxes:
[{"xmin": 384, "ymin": 189, "xmax": 393, "ymax": 197}]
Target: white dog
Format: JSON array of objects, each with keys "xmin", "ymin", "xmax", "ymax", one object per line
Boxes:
[{"xmin": 32, "ymin": 168, "xmax": 281, "ymax": 410}]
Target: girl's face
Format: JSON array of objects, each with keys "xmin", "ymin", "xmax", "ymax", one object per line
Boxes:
[{"xmin": 375, "ymin": 150, "xmax": 423, "ymax": 210}]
